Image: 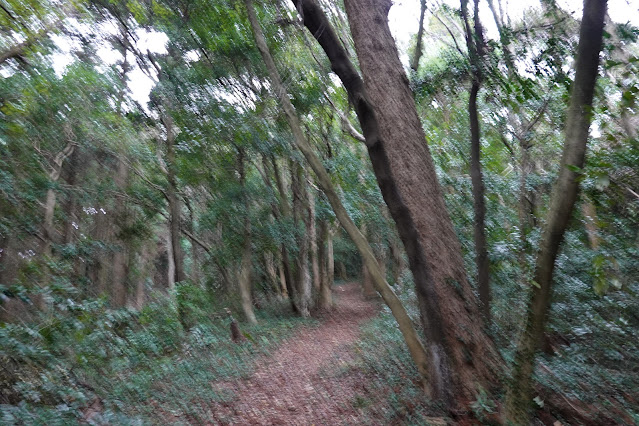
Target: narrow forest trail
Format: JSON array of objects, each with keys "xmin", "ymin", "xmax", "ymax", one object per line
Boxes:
[{"xmin": 208, "ymin": 281, "xmax": 382, "ymax": 425}]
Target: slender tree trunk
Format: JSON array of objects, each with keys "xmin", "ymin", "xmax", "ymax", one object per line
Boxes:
[
  {"xmin": 461, "ymin": 0, "xmax": 491, "ymax": 323},
  {"xmin": 318, "ymin": 219, "xmax": 332, "ymax": 309},
  {"xmin": 309, "ymin": 184, "xmax": 320, "ymax": 298},
  {"xmin": 292, "ymin": 164, "xmax": 312, "ymax": 317},
  {"xmin": 272, "ymin": 157, "xmax": 299, "ymax": 313},
  {"xmin": 246, "ymin": 0, "xmax": 432, "ymax": 385},
  {"xmin": 264, "ymin": 252, "xmax": 282, "ymax": 299},
  {"xmin": 327, "ymin": 224, "xmax": 335, "ymax": 290},
  {"xmin": 238, "ymin": 150, "xmax": 258, "ymax": 324},
  {"xmin": 112, "ymin": 158, "xmax": 129, "ymax": 307},
  {"xmin": 410, "ymin": 0, "xmax": 427, "ymax": 72},
  {"xmin": 163, "ymin": 114, "xmax": 185, "ymax": 284},
  {"xmin": 504, "ymin": 1, "xmax": 607, "ymax": 422},
  {"xmin": 186, "ymin": 200, "xmax": 200, "ymax": 285},
  {"xmin": 278, "ymin": 258, "xmax": 289, "ymax": 298},
  {"xmin": 292, "ymin": 0, "xmax": 501, "ymax": 407},
  {"xmin": 582, "ymin": 199, "xmax": 600, "ymax": 250}
]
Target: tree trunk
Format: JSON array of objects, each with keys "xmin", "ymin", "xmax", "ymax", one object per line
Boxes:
[
  {"xmin": 582, "ymin": 199, "xmax": 600, "ymax": 250},
  {"xmin": 309, "ymin": 184, "xmax": 320, "ymax": 298},
  {"xmin": 292, "ymin": 0, "xmax": 501, "ymax": 407},
  {"xmin": 238, "ymin": 150, "xmax": 258, "ymax": 324},
  {"xmin": 292, "ymin": 164, "xmax": 312, "ymax": 317},
  {"xmin": 327, "ymin": 224, "xmax": 335, "ymax": 291},
  {"xmin": 318, "ymin": 219, "xmax": 332, "ymax": 309},
  {"xmin": 410, "ymin": 0, "xmax": 427, "ymax": 72},
  {"xmin": 111, "ymin": 157, "xmax": 129, "ymax": 307},
  {"xmin": 272, "ymin": 157, "xmax": 299, "ymax": 313},
  {"xmin": 163, "ymin": 114, "xmax": 185, "ymax": 284},
  {"xmin": 246, "ymin": 0, "xmax": 432, "ymax": 385},
  {"xmin": 461, "ymin": 0, "xmax": 491, "ymax": 323},
  {"xmin": 264, "ymin": 252, "xmax": 282, "ymax": 299},
  {"xmin": 504, "ymin": 0, "xmax": 607, "ymax": 422}
]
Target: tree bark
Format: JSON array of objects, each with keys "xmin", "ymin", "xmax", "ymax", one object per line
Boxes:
[
  {"xmin": 237, "ymin": 149, "xmax": 258, "ymax": 324},
  {"xmin": 410, "ymin": 0, "xmax": 427, "ymax": 72},
  {"xmin": 246, "ymin": 0, "xmax": 432, "ymax": 384},
  {"xmin": 309, "ymin": 184, "xmax": 320, "ymax": 298},
  {"xmin": 504, "ymin": 0, "xmax": 607, "ymax": 422},
  {"xmin": 318, "ymin": 219, "xmax": 332, "ymax": 309},
  {"xmin": 291, "ymin": 0, "xmax": 501, "ymax": 407},
  {"xmin": 461, "ymin": 0, "xmax": 491, "ymax": 323},
  {"xmin": 111, "ymin": 157, "xmax": 129, "ymax": 307},
  {"xmin": 272, "ymin": 157, "xmax": 299, "ymax": 313},
  {"xmin": 292, "ymin": 164, "xmax": 311, "ymax": 317},
  {"xmin": 163, "ymin": 114, "xmax": 185, "ymax": 284}
]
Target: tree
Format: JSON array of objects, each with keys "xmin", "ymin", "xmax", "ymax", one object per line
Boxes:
[
  {"xmin": 245, "ymin": 0, "xmax": 431, "ymax": 382},
  {"xmin": 292, "ymin": 0, "xmax": 500, "ymax": 408},
  {"xmin": 505, "ymin": 0, "xmax": 608, "ymax": 422},
  {"xmin": 461, "ymin": 0, "xmax": 491, "ymax": 322}
]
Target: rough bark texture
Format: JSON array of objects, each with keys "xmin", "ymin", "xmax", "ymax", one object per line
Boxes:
[
  {"xmin": 504, "ymin": 0, "xmax": 607, "ymax": 422},
  {"xmin": 246, "ymin": 0, "xmax": 432, "ymax": 384},
  {"xmin": 461, "ymin": 0, "xmax": 491, "ymax": 323},
  {"xmin": 292, "ymin": 0, "xmax": 501, "ymax": 407}
]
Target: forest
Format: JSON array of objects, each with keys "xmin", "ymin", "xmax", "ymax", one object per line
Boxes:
[{"xmin": 0, "ymin": 0, "xmax": 638, "ymax": 424}]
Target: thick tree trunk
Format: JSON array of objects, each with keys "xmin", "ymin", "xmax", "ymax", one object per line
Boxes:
[
  {"xmin": 461, "ymin": 0, "xmax": 491, "ymax": 323},
  {"xmin": 292, "ymin": 0, "xmax": 501, "ymax": 407},
  {"xmin": 246, "ymin": 0, "xmax": 432, "ymax": 385},
  {"xmin": 504, "ymin": 0, "xmax": 607, "ymax": 422}
]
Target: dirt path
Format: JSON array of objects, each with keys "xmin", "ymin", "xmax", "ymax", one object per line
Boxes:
[{"xmin": 209, "ymin": 281, "xmax": 380, "ymax": 425}]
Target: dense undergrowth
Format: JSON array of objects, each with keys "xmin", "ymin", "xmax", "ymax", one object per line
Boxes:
[{"xmin": 0, "ymin": 283, "xmax": 315, "ymax": 425}]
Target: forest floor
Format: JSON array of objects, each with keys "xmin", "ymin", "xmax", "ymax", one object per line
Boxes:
[{"xmin": 203, "ymin": 281, "xmax": 392, "ymax": 425}]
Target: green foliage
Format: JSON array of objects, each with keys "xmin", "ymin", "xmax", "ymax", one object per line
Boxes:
[{"xmin": 0, "ymin": 283, "xmax": 312, "ymax": 424}]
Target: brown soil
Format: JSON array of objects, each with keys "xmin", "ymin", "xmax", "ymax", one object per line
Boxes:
[{"xmin": 207, "ymin": 281, "xmax": 383, "ymax": 425}]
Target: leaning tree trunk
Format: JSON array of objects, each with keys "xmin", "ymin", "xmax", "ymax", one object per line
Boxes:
[
  {"xmin": 292, "ymin": 0, "xmax": 502, "ymax": 408},
  {"xmin": 504, "ymin": 0, "xmax": 607, "ymax": 422},
  {"xmin": 245, "ymin": 0, "xmax": 432, "ymax": 384}
]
